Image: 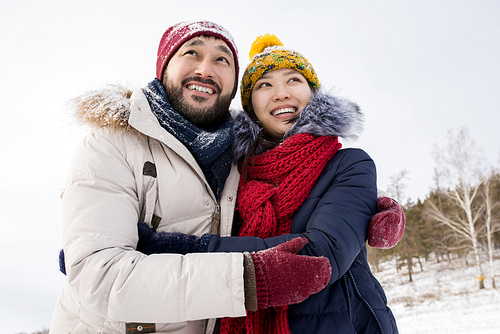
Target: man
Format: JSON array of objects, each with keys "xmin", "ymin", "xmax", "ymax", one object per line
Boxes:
[{"xmin": 50, "ymin": 21, "xmax": 333, "ymax": 334}]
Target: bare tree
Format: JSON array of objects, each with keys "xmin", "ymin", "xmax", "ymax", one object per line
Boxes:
[
  {"xmin": 387, "ymin": 169, "xmax": 410, "ymax": 204},
  {"xmin": 386, "ymin": 170, "xmax": 414, "ymax": 281},
  {"xmin": 482, "ymin": 171, "xmax": 500, "ymax": 288},
  {"xmin": 426, "ymin": 128, "xmax": 486, "ymax": 289}
]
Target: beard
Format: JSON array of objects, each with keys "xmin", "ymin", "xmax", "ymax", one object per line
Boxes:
[{"xmin": 164, "ymin": 76, "xmax": 232, "ymax": 129}]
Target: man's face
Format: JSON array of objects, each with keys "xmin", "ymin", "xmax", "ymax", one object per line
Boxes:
[{"xmin": 162, "ymin": 36, "xmax": 236, "ymax": 129}]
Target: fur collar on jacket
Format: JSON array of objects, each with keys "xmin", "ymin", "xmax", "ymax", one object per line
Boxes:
[
  {"xmin": 232, "ymin": 90, "xmax": 364, "ymax": 161},
  {"xmin": 72, "ymin": 85, "xmax": 134, "ymax": 130}
]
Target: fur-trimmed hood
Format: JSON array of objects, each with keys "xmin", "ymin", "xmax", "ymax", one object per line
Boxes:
[
  {"xmin": 232, "ymin": 90, "xmax": 364, "ymax": 161},
  {"xmin": 71, "ymin": 86, "xmax": 364, "ymax": 162},
  {"xmin": 71, "ymin": 85, "xmax": 133, "ymax": 130}
]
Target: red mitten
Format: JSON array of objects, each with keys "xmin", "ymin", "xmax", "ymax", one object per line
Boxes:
[
  {"xmin": 368, "ymin": 196, "xmax": 406, "ymax": 249},
  {"xmin": 249, "ymin": 238, "xmax": 331, "ymax": 309}
]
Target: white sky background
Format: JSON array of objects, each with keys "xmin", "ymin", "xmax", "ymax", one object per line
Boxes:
[{"xmin": 0, "ymin": 0, "xmax": 499, "ymax": 332}]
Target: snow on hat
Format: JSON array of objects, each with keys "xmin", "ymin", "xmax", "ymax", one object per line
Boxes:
[
  {"xmin": 240, "ymin": 34, "xmax": 319, "ymax": 110},
  {"xmin": 156, "ymin": 20, "xmax": 239, "ymax": 95}
]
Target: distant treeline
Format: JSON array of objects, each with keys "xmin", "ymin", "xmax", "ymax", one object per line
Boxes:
[
  {"xmin": 369, "ymin": 129, "xmax": 500, "ymax": 290},
  {"xmin": 16, "ymin": 329, "xmax": 48, "ymax": 334}
]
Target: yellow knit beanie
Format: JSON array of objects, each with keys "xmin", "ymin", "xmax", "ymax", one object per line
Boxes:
[{"xmin": 240, "ymin": 34, "xmax": 320, "ymax": 110}]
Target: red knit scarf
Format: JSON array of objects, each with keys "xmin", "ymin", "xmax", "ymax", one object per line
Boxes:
[{"xmin": 220, "ymin": 133, "xmax": 341, "ymax": 334}]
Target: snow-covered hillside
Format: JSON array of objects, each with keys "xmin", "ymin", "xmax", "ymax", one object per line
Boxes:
[
  {"xmin": 374, "ymin": 253, "xmax": 500, "ymax": 333},
  {"xmin": 12, "ymin": 253, "xmax": 500, "ymax": 334}
]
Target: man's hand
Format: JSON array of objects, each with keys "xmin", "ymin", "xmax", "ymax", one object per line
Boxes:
[{"xmin": 367, "ymin": 196, "xmax": 406, "ymax": 249}]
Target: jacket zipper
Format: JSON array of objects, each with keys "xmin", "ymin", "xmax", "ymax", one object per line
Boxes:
[
  {"xmin": 347, "ymin": 269, "xmax": 385, "ymax": 334},
  {"xmin": 211, "ymin": 203, "xmax": 220, "ymax": 234},
  {"xmin": 343, "ymin": 274, "xmax": 358, "ymax": 333}
]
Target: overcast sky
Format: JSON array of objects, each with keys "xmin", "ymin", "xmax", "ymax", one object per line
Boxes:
[{"xmin": 1, "ymin": 0, "xmax": 499, "ymax": 332}]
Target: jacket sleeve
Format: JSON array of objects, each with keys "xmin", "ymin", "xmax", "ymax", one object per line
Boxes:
[
  {"xmin": 61, "ymin": 130, "xmax": 246, "ymax": 323},
  {"xmin": 208, "ymin": 148, "xmax": 377, "ymax": 282}
]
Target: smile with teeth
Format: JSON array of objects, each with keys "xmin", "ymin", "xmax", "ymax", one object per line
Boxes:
[
  {"xmin": 272, "ymin": 107, "xmax": 296, "ymax": 116},
  {"xmin": 187, "ymin": 84, "xmax": 215, "ymax": 95}
]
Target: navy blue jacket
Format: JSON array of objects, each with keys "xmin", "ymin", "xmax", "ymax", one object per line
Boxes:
[{"xmin": 208, "ymin": 148, "xmax": 399, "ymax": 334}]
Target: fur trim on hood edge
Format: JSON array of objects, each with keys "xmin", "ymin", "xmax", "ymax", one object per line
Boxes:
[
  {"xmin": 70, "ymin": 86, "xmax": 364, "ymax": 163},
  {"xmin": 71, "ymin": 85, "xmax": 133, "ymax": 130},
  {"xmin": 232, "ymin": 90, "xmax": 364, "ymax": 161}
]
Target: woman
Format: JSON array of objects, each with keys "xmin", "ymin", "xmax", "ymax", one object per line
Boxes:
[
  {"xmin": 227, "ymin": 34, "xmax": 398, "ymax": 334},
  {"xmin": 139, "ymin": 34, "xmax": 400, "ymax": 333}
]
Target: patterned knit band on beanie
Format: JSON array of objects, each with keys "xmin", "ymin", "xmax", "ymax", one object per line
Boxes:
[
  {"xmin": 155, "ymin": 20, "xmax": 240, "ymax": 97},
  {"xmin": 240, "ymin": 34, "xmax": 320, "ymax": 111}
]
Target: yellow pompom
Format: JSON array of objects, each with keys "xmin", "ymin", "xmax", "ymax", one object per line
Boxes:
[{"xmin": 248, "ymin": 34, "xmax": 283, "ymax": 60}]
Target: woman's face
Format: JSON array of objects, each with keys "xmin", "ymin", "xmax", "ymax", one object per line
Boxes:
[{"xmin": 251, "ymin": 68, "xmax": 312, "ymax": 141}]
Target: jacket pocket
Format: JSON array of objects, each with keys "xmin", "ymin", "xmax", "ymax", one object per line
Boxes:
[{"xmin": 139, "ymin": 161, "xmax": 158, "ymax": 225}]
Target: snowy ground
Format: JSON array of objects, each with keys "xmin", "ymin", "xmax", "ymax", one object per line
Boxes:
[
  {"xmin": 9, "ymin": 253, "xmax": 499, "ymax": 334},
  {"xmin": 373, "ymin": 253, "xmax": 500, "ymax": 334}
]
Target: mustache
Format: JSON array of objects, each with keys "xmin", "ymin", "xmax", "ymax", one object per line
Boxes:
[{"xmin": 181, "ymin": 76, "xmax": 221, "ymax": 94}]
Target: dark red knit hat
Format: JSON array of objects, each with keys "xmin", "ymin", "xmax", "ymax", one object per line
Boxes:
[{"xmin": 156, "ymin": 20, "xmax": 239, "ymax": 94}]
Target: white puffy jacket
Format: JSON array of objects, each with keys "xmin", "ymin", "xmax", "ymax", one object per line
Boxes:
[{"xmin": 50, "ymin": 86, "xmax": 245, "ymax": 334}]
